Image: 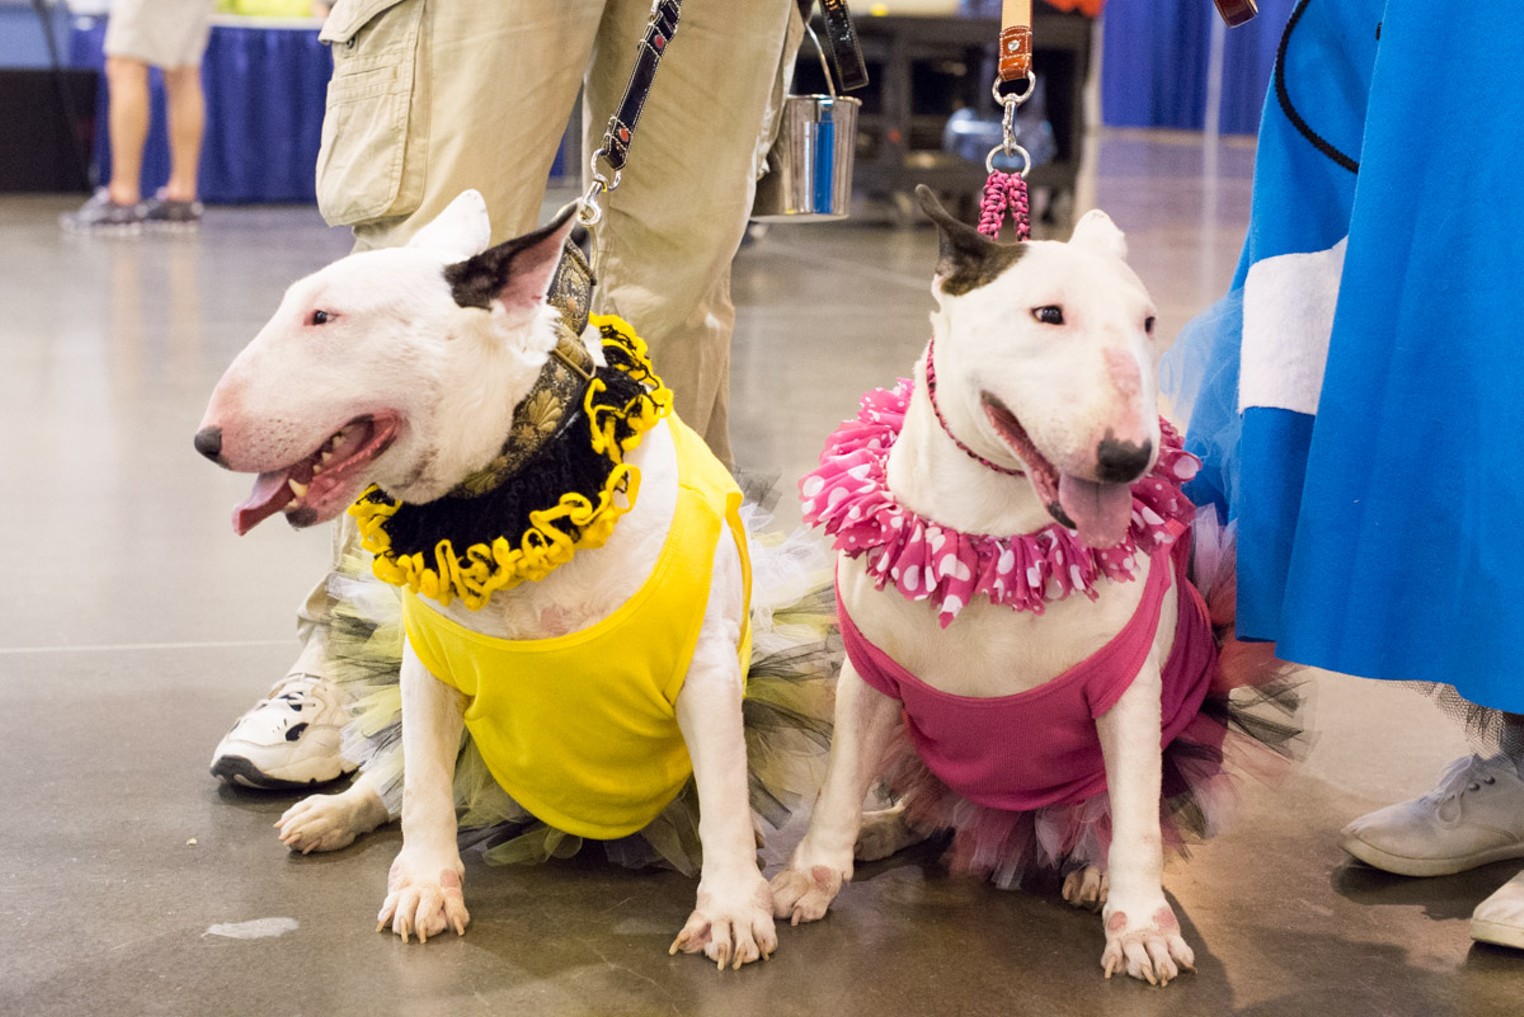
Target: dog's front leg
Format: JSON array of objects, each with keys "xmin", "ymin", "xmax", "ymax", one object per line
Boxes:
[
  {"xmin": 670, "ymin": 529, "xmax": 775, "ymax": 970},
  {"xmin": 1095, "ymin": 657, "xmax": 1195, "ymax": 985},
  {"xmin": 769, "ymin": 657, "xmax": 902, "ymax": 925},
  {"xmin": 376, "ymin": 647, "xmax": 469, "ymax": 943}
]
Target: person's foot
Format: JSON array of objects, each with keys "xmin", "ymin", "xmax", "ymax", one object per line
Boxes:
[
  {"xmin": 1473, "ymin": 869, "xmax": 1524, "ymax": 949},
  {"xmin": 141, "ymin": 191, "xmax": 204, "ymax": 231},
  {"xmin": 1340, "ymin": 754, "xmax": 1524, "ymax": 877},
  {"xmin": 60, "ymin": 190, "xmax": 143, "ymax": 234},
  {"xmin": 210, "ymin": 673, "xmax": 354, "ymax": 789}
]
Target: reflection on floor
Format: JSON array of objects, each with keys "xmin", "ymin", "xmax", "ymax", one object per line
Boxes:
[{"xmin": 2, "ymin": 131, "xmax": 1517, "ymax": 1017}]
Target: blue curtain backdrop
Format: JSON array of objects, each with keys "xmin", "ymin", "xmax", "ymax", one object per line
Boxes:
[
  {"xmin": 69, "ymin": 17, "xmax": 329, "ymax": 204},
  {"xmin": 1100, "ymin": 0, "xmax": 1295, "ymax": 134},
  {"xmin": 66, "ymin": 15, "xmax": 567, "ymax": 205}
]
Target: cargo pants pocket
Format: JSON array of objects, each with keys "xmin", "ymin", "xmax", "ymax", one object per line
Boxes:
[{"xmin": 315, "ymin": 0, "xmax": 427, "ymax": 226}]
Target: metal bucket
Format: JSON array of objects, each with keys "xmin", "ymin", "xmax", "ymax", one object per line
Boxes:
[{"xmin": 751, "ymin": 24, "xmax": 861, "ymax": 222}]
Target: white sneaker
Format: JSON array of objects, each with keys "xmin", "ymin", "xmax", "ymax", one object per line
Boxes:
[
  {"xmin": 210, "ymin": 673, "xmax": 354, "ymax": 789},
  {"xmin": 1472, "ymin": 869, "xmax": 1524, "ymax": 950},
  {"xmin": 1340, "ymin": 755, "xmax": 1524, "ymax": 877}
]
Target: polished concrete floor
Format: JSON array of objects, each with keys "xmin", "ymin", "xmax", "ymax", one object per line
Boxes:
[{"xmin": 3, "ymin": 132, "xmax": 1521, "ymax": 1016}]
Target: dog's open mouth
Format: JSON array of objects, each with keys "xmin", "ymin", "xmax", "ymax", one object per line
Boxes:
[
  {"xmin": 980, "ymin": 393, "xmax": 1134, "ymax": 549},
  {"xmin": 232, "ymin": 413, "xmax": 400, "ymax": 535}
]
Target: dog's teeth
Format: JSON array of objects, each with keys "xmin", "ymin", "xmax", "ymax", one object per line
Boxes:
[
  {"xmin": 321, "ymin": 450, "xmax": 334, "ymax": 463},
  {"xmin": 288, "ymin": 479, "xmax": 309, "ymax": 499}
]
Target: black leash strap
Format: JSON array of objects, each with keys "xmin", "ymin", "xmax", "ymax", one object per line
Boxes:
[
  {"xmin": 599, "ymin": 0, "xmax": 867, "ymax": 175},
  {"xmin": 585, "ymin": 0, "xmax": 865, "ymax": 226},
  {"xmin": 600, "ymin": 0, "xmax": 682, "ymax": 173},
  {"xmin": 813, "ymin": 0, "xmax": 868, "ymax": 91}
]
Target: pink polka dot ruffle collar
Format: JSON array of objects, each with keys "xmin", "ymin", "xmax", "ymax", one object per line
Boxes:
[{"xmin": 800, "ymin": 378, "xmax": 1201, "ymax": 628}]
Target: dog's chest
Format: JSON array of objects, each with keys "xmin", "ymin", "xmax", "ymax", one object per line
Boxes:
[
  {"xmin": 838, "ymin": 552, "xmax": 1176, "ymax": 698},
  {"xmin": 431, "ymin": 425, "xmax": 680, "ymax": 641}
]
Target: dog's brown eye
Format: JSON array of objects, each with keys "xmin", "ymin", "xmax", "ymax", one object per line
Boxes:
[
  {"xmin": 1144, "ymin": 316, "xmax": 1157, "ymax": 336},
  {"xmin": 1032, "ymin": 305, "xmax": 1064, "ymax": 326},
  {"xmin": 311, "ymin": 309, "xmax": 333, "ymax": 326}
]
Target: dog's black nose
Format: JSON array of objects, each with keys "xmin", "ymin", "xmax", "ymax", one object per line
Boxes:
[
  {"xmin": 1095, "ymin": 436, "xmax": 1152, "ymax": 483},
  {"xmin": 194, "ymin": 426, "xmax": 224, "ymax": 464}
]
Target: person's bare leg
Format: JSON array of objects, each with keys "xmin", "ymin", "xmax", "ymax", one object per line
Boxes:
[
  {"xmin": 161, "ymin": 64, "xmax": 205, "ymax": 202},
  {"xmin": 104, "ymin": 56, "xmax": 150, "ymax": 206}
]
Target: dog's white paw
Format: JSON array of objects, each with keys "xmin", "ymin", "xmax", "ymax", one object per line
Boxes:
[
  {"xmin": 376, "ymin": 849, "xmax": 469, "ymax": 944},
  {"xmin": 1099, "ymin": 899, "xmax": 1195, "ymax": 986},
  {"xmin": 1061, "ymin": 865, "xmax": 1109, "ymax": 911},
  {"xmin": 769, "ymin": 843, "xmax": 851, "ymax": 926},
  {"xmin": 276, "ymin": 787, "xmax": 388, "ymax": 854},
  {"xmin": 854, "ymin": 803, "xmax": 922, "ymax": 862},
  {"xmin": 669, "ymin": 870, "xmax": 776, "ymax": 970}
]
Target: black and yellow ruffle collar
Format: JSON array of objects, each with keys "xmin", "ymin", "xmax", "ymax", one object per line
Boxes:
[{"xmin": 350, "ymin": 314, "xmax": 671, "ymax": 609}]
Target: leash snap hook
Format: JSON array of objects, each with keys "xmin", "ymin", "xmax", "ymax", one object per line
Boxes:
[
  {"xmin": 580, "ymin": 148, "xmax": 623, "ymax": 227},
  {"xmin": 987, "ymin": 72, "xmax": 1036, "ymax": 178}
]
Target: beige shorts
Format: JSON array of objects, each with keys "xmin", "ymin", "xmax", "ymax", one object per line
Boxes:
[{"xmin": 103, "ymin": 0, "xmax": 215, "ymax": 68}]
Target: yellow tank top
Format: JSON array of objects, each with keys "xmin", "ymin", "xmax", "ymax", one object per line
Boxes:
[{"xmin": 401, "ymin": 416, "xmax": 751, "ymax": 840}]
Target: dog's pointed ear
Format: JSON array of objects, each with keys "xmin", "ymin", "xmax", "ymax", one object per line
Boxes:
[
  {"xmin": 915, "ymin": 184, "xmax": 1024, "ymax": 297},
  {"xmin": 407, "ymin": 190, "xmax": 492, "ymax": 259},
  {"xmin": 443, "ymin": 203, "xmax": 578, "ymax": 315},
  {"xmin": 1068, "ymin": 209, "xmax": 1128, "ymax": 260}
]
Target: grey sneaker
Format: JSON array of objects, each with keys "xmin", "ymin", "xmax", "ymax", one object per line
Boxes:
[
  {"xmin": 1340, "ymin": 754, "xmax": 1524, "ymax": 877},
  {"xmin": 142, "ymin": 192, "xmax": 204, "ymax": 231},
  {"xmin": 60, "ymin": 190, "xmax": 143, "ymax": 234}
]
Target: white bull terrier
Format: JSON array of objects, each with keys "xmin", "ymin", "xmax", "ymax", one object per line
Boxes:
[
  {"xmin": 197, "ymin": 191, "xmax": 780, "ymax": 968},
  {"xmin": 770, "ymin": 186, "xmax": 1246, "ymax": 985}
]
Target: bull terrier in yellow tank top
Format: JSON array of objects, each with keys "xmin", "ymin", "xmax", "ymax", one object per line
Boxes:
[{"xmin": 197, "ymin": 191, "xmax": 833, "ymax": 969}]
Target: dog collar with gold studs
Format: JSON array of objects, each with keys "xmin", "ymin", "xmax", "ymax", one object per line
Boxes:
[{"xmin": 350, "ymin": 315, "xmax": 672, "ymax": 610}]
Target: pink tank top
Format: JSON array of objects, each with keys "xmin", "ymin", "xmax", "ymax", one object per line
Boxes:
[{"xmin": 840, "ymin": 544, "xmax": 1219, "ymax": 812}]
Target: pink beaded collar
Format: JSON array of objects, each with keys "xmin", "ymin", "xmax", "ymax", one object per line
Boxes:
[
  {"xmin": 924, "ymin": 337, "xmax": 1023, "ymax": 477},
  {"xmin": 800, "ymin": 378, "xmax": 1202, "ymax": 628}
]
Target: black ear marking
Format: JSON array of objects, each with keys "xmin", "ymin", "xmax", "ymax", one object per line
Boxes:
[
  {"xmin": 915, "ymin": 184, "xmax": 1025, "ymax": 297},
  {"xmin": 444, "ymin": 202, "xmax": 579, "ymax": 311}
]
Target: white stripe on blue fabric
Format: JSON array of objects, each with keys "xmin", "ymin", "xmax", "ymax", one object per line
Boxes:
[{"xmin": 1238, "ymin": 237, "xmax": 1347, "ymax": 416}]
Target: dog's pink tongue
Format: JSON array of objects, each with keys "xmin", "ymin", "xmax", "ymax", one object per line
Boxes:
[
  {"xmin": 233, "ymin": 471, "xmax": 294, "ymax": 535},
  {"xmin": 1058, "ymin": 474, "xmax": 1134, "ymax": 548}
]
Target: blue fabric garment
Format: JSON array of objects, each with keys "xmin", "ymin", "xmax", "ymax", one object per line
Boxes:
[{"xmin": 1162, "ymin": 0, "xmax": 1524, "ymax": 709}]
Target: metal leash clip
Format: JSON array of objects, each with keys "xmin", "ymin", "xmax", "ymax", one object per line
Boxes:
[
  {"xmin": 580, "ymin": 148, "xmax": 621, "ymax": 228},
  {"xmin": 986, "ymin": 72, "xmax": 1036, "ymax": 177}
]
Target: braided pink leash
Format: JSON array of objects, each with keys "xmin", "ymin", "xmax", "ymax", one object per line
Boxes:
[{"xmin": 977, "ymin": 170, "xmax": 1031, "ymax": 241}]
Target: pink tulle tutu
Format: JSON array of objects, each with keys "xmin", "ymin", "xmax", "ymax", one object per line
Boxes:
[{"xmin": 878, "ymin": 689, "xmax": 1300, "ymax": 888}]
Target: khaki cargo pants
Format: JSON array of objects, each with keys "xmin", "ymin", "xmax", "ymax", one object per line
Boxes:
[
  {"xmin": 314, "ymin": 0, "xmax": 798, "ymax": 458},
  {"xmin": 288, "ymin": 0, "xmax": 799, "ymax": 679}
]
